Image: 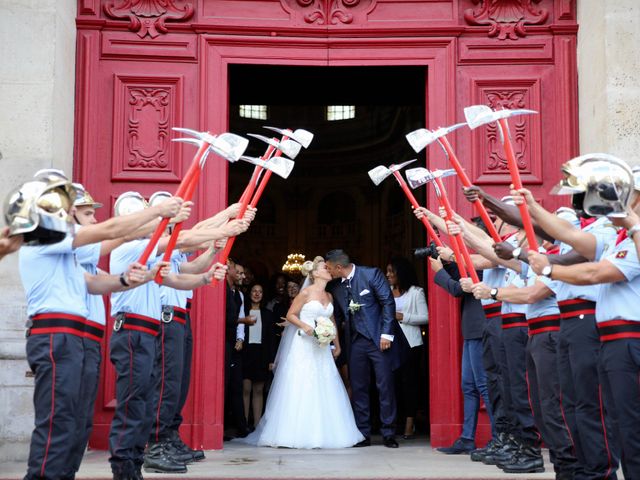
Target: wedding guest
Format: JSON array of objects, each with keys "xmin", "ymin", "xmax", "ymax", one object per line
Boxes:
[
  {"xmin": 266, "ymin": 273, "xmax": 291, "ymax": 347},
  {"xmin": 386, "ymin": 256, "xmax": 428, "ymax": 440},
  {"xmin": 242, "ymin": 283, "xmax": 276, "ymax": 429},
  {"xmin": 287, "ymin": 280, "xmax": 300, "ymax": 302},
  {"xmin": 431, "ymin": 251, "xmax": 492, "ymax": 454},
  {"xmin": 224, "ymin": 259, "xmax": 248, "ymax": 439}
]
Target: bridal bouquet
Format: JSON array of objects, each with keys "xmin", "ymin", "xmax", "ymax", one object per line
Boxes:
[
  {"xmin": 299, "ymin": 316, "xmax": 336, "ymax": 346},
  {"xmin": 313, "ymin": 316, "xmax": 336, "ymax": 346}
]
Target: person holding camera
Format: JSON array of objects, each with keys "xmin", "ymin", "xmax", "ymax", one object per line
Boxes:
[{"xmin": 430, "ymin": 245, "xmax": 492, "ymax": 455}]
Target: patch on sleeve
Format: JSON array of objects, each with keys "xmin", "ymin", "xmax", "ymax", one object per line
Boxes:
[{"xmin": 616, "ymin": 250, "xmax": 628, "ymax": 259}]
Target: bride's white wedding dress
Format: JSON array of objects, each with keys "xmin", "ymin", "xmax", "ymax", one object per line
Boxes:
[{"xmin": 239, "ymin": 300, "xmax": 364, "ymax": 449}]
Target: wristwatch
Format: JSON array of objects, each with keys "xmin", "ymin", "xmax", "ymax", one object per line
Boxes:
[
  {"xmin": 628, "ymin": 224, "xmax": 640, "ymax": 239},
  {"xmin": 119, "ymin": 272, "xmax": 130, "ymax": 287},
  {"xmin": 541, "ymin": 265, "xmax": 553, "ymax": 278},
  {"xmin": 511, "ymin": 247, "xmax": 522, "ymax": 260},
  {"xmin": 490, "ymin": 288, "xmax": 499, "ymax": 301}
]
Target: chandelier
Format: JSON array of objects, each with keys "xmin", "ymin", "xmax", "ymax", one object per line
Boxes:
[{"xmin": 282, "ymin": 253, "xmax": 305, "ymax": 274}]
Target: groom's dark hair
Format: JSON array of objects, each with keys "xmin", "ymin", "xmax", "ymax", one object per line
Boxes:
[{"xmin": 326, "ymin": 249, "xmax": 350, "ymax": 266}]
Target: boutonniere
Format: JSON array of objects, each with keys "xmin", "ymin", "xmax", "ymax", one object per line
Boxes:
[{"xmin": 348, "ymin": 299, "xmax": 363, "ymax": 314}]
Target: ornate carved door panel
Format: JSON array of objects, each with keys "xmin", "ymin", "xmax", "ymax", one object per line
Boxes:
[{"xmin": 75, "ymin": 0, "xmax": 577, "ymax": 449}]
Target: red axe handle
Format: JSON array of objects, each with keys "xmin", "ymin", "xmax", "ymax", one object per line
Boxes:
[
  {"xmin": 239, "ymin": 144, "xmax": 277, "ymax": 204},
  {"xmin": 248, "ymin": 140, "xmax": 288, "ymax": 209},
  {"xmin": 439, "ymin": 137, "xmax": 501, "ymax": 243},
  {"xmin": 391, "ymin": 171, "xmax": 443, "ymax": 248},
  {"xmin": 498, "ymin": 118, "xmax": 539, "ymax": 251},
  {"xmin": 434, "ymin": 177, "xmax": 480, "ymax": 283},
  {"xmin": 138, "ymin": 138, "xmax": 210, "ymax": 266},
  {"xmin": 154, "ymin": 169, "xmax": 202, "ymax": 284},
  {"xmin": 211, "ymin": 137, "xmax": 290, "ymax": 285}
]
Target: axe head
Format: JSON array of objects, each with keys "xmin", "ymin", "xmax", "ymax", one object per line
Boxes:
[
  {"xmin": 210, "ymin": 133, "xmax": 249, "ymax": 162},
  {"xmin": 368, "ymin": 165, "xmax": 393, "ymax": 186},
  {"xmin": 263, "ymin": 127, "xmax": 314, "ymax": 149},
  {"xmin": 406, "ymin": 167, "xmax": 457, "ymax": 190},
  {"xmin": 405, "ymin": 167, "xmax": 435, "ymax": 189},
  {"xmin": 368, "ymin": 159, "xmax": 417, "ymax": 186},
  {"xmin": 239, "ymin": 155, "xmax": 295, "ymax": 179},
  {"xmin": 405, "ymin": 123, "xmax": 467, "ymax": 153},
  {"xmin": 247, "ymin": 134, "xmax": 302, "ymax": 159},
  {"xmin": 464, "ymin": 105, "xmax": 538, "ymax": 130},
  {"xmin": 172, "ymin": 128, "xmax": 248, "ymax": 162}
]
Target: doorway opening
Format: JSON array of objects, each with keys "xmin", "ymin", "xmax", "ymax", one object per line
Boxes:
[{"xmin": 224, "ymin": 65, "xmax": 430, "ymax": 441}]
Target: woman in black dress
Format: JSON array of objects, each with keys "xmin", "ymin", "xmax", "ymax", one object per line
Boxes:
[{"xmin": 242, "ymin": 283, "xmax": 275, "ymax": 429}]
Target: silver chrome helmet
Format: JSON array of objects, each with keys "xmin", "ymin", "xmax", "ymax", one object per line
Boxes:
[
  {"xmin": 114, "ymin": 191, "xmax": 147, "ymax": 217},
  {"xmin": 72, "ymin": 183, "xmax": 103, "ymax": 209},
  {"xmin": 148, "ymin": 191, "xmax": 172, "ymax": 208},
  {"xmin": 3, "ymin": 169, "xmax": 76, "ymax": 245},
  {"xmin": 578, "ymin": 155, "xmax": 634, "ymax": 218}
]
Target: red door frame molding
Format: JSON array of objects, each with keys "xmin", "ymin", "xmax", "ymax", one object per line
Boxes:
[
  {"xmin": 197, "ymin": 35, "xmax": 467, "ymax": 448},
  {"xmin": 75, "ymin": 0, "xmax": 578, "ymax": 451}
]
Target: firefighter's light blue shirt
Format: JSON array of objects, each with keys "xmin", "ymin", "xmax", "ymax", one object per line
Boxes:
[
  {"xmin": 110, "ymin": 239, "xmax": 161, "ymax": 320},
  {"xmin": 596, "ymin": 236, "xmax": 640, "ymax": 323},
  {"xmin": 19, "ymin": 235, "xmax": 89, "ymax": 318},
  {"xmin": 76, "ymin": 240, "xmax": 106, "ymax": 326}
]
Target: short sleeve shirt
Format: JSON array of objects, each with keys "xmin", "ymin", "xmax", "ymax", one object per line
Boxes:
[
  {"xmin": 501, "ymin": 264, "xmax": 529, "ymax": 315},
  {"xmin": 19, "ymin": 235, "xmax": 89, "ymax": 318},
  {"xmin": 540, "ymin": 217, "xmax": 618, "ymax": 302},
  {"xmin": 521, "ymin": 263, "xmax": 559, "ymax": 319},
  {"xmin": 76, "ymin": 240, "xmax": 106, "ymax": 325},
  {"xmin": 159, "ymin": 250, "xmax": 190, "ymax": 309},
  {"xmin": 110, "ymin": 239, "xmax": 161, "ymax": 320},
  {"xmin": 596, "ymin": 237, "xmax": 640, "ymax": 323},
  {"xmin": 480, "ymin": 266, "xmax": 506, "ymax": 306}
]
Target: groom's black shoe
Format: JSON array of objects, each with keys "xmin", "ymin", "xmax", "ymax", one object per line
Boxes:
[
  {"xmin": 354, "ymin": 437, "xmax": 371, "ymax": 447},
  {"xmin": 383, "ymin": 436, "xmax": 399, "ymax": 449}
]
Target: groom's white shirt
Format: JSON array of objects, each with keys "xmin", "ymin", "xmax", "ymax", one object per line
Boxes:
[{"xmin": 343, "ymin": 264, "xmax": 394, "ymax": 342}]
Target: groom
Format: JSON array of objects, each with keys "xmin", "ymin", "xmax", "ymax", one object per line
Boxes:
[{"xmin": 326, "ymin": 249, "xmax": 409, "ymax": 448}]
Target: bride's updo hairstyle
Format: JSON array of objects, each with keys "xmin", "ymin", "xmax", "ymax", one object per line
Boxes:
[{"xmin": 300, "ymin": 256, "xmax": 324, "ymax": 284}]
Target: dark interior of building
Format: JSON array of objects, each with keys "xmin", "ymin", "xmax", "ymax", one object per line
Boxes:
[
  {"xmin": 228, "ymin": 65, "xmax": 428, "ymax": 279},
  {"xmin": 225, "ymin": 65, "xmax": 431, "ymax": 437}
]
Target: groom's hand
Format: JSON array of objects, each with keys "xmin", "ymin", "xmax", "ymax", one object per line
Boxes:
[{"xmin": 380, "ymin": 338, "xmax": 391, "ymax": 351}]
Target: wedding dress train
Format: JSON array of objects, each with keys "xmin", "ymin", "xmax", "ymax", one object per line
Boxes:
[{"xmin": 239, "ymin": 300, "xmax": 364, "ymax": 448}]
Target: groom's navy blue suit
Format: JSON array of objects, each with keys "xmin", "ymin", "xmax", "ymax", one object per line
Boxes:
[{"xmin": 329, "ymin": 265, "xmax": 409, "ymax": 439}]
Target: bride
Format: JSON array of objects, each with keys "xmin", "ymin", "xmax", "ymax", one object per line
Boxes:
[{"xmin": 239, "ymin": 256, "xmax": 364, "ymax": 449}]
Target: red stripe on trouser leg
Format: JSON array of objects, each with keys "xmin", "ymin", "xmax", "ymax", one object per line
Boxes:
[
  {"xmin": 525, "ymin": 370, "xmax": 542, "ymax": 444},
  {"xmin": 558, "ymin": 391, "xmax": 576, "ymax": 453},
  {"xmin": 40, "ymin": 334, "xmax": 56, "ymax": 477},
  {"xmin": 114, "ymin": 332, "xmax": 133, "ymax": 452},
  {"xmin": 155, "ymin": 324, "xmax": 166, "ymax": 441},
  {"xmin": 598, "ymin": 384, "xmax": 614, "ymax": 479}
]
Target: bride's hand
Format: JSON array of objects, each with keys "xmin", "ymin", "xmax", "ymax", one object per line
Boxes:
[
  {"xmin": 332, "ymin": 344, "xmax": 341, "ymax": 359},
  {"xmin": 303, "ymin": 325, "xmax": 314, "ymax": 336}
]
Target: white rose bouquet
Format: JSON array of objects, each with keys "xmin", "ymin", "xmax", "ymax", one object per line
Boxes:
[
  {"xmin": 299, "ymin": 316, "xmax": 336, "ymax": 347},
  {"xmin": 313, "ymin": 316, "xmax": 336, "ymax": 346}
]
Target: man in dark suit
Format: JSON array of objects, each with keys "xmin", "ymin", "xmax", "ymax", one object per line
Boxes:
[{"xmin": 325, "ymin": 249, "xmax": 409, "ymax": 448}]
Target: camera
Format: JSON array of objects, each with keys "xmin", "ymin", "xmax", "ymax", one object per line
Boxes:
[{"xmin": 414, "ymin": 241, "xmax": 439, "ymax": 259}]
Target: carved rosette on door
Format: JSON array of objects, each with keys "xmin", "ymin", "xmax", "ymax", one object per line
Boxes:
[
  {"xmin": 464, "ymin": 0, "xmax": 549, "ymax": 40},
  {"xmin": 283, "ymin": 0, "xmax": 373, "ymax": 25},
  {"xmin": 104, "ymin": 0, "xmax": 194, "ymax": 38}
]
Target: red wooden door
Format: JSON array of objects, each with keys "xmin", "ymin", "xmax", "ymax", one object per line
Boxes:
[{"xmin": 75, "ymin": 0, "xmax": 578, "ymax": 450}]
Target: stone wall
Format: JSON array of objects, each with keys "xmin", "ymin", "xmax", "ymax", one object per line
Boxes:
[
  {"xmin": 0, "ymin": 0, "xmax": 77, "ymax": 461},
  {"xmin": 578, "ymin": 0, "xmax": 640, "ymax": 164}
]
